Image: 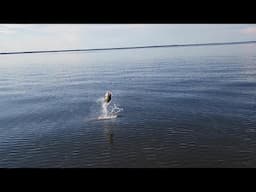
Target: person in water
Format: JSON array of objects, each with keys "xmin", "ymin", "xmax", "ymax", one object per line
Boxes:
[
  {"xmin": 99, "ymin": 91, "xmax": 122, "ymax": 119},
  {"xmin": 104, "ymin": 91, "xmax": 112, "ymax": 104},
  {"xmin": 100, "ymin": 91, "xmax": 112, "ymax": 117}
]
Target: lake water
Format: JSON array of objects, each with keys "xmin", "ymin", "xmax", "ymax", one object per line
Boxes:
[{"xmin": 0, "ymin": 43, "xmax": 256, "ymax": 167}]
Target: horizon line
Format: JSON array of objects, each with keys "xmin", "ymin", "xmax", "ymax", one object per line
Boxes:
[{"xmin": 1, "ymin": 40, "xmax": 256, "ymax": 55}]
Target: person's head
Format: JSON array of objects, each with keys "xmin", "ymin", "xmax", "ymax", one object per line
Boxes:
[{"xmin": 104, "ymin": 91, "xmax": 112, "ymax": 103}]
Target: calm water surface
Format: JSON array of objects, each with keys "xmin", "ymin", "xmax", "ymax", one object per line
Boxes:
[{"xmin": 0, "ymin": 44, "xmax": 256, "ymax": 167}]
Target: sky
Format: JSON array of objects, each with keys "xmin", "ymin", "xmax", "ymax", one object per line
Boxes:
[{"xmin": 0, "ymin": 24, "xmax": 256, "ymax": 52}]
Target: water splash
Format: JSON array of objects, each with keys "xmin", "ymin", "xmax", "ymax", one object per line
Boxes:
[{"xmin": 97, "ymin": 97, "xmax": 123, "ymax": 120}]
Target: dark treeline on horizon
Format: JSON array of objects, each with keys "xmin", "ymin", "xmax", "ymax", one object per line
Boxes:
[{"xmin": 1, "ymin": 40, "xmax": 256, "ymax": 55}]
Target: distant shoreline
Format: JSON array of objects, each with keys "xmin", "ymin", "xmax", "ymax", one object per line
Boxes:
[{"xmin": 1, "ymin": 40, "xmax": 256, "ymax": 55}]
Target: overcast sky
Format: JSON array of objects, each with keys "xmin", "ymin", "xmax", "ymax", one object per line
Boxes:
[{"xmin": 0, "ymin": 24, "xmax": 256, "ymax": 52}]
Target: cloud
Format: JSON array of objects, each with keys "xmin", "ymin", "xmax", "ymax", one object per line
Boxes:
[
  {"xmin": 0, "ymin": 24, "xmax": 89, "ymax": 51},
  {"xmin": 241, "ymin": 27, "xmax": 256, "ymax": 34},
  {"xmin": 0, "ymin": 24, "xmax": 44, "ymax": 36},
  {"xmin": 0, "ymin": 29, "xmax": 13, "ymax": 34},
  {"xmin": 0, "ymin": 25, "xmax": 15, "ymax": 34}
]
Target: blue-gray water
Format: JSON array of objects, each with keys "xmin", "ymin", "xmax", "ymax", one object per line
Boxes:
[{"xmin": 0, "ymin": 43, "xmax": 256, "ymax": 167}]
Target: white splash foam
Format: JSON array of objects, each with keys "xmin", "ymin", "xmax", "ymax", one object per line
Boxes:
[{"xmin": 97, "ymin": 97, "xmax": 123, "ymax": 120}]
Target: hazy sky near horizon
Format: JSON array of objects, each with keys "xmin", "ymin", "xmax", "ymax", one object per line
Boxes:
[{"xmin": 0, "ymin": 24, "xmax": 256, "ymax": 52}]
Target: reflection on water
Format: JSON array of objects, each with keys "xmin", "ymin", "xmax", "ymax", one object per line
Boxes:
[
  {"xmin": 102, "ymin": 123, "xmax": 114, "ymax": 145},
  {"xmin": 106, "ymin": 128, "xmax": 114, "ymax": 145}
]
